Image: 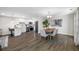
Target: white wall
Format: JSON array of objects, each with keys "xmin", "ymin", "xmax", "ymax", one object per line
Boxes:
[
  {"xmin": 0, "ymin": 16, "xmax": 19, "ymax": 35},
  {"xmin": 38, "ymin": 13, "xmax": 74, "ymax": 36},
  {"xmin": 0, "ymin": 13, "xmax": 74, "ymax": 36},
  {"xmin": 38, "ymin": 17, "xmax": 45, "ymax": 34},
  {"xmin": 56, "ymin": 13, "xmax": 74, "ymax": 36},
  {"xmin": 0, "ymin": 15, "xmax": 38, "ymax": 35},
  {"xmin": 74, "ymin": 8, "xmax": 79, "ymax": 45}
]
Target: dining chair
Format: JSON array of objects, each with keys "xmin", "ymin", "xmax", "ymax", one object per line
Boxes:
[
  {"xmin": 40, "ymin": 29, "xmax": 48, "ymax": 40},
  {"xmin": 50, "ymin": 29, "xmax": 58, "ymax": 39}
]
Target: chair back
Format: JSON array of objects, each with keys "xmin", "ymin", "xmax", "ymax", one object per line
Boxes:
[
  {"xmin": 52, "ymin": 29, "xmax": 58, "ymax": 36},
  {"xmin": 40, "ymin": 29, "xmax": 47, "ymax": 37}
]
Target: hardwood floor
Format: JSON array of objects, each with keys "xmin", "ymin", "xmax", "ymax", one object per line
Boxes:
[{"xmin": 2, "ymin": 32, "xmax": 79, "ymax": 51}]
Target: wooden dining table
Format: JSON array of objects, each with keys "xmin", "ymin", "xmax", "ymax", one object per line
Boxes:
[
  {"xmin": 45, "ymin": 28, "xmax": 55, "ymax": 33},
  {"xmin": 44, "ymin": 28, "xmax": 56, "ymax": 39}
]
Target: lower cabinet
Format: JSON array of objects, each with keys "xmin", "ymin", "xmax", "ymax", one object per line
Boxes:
[{"xmin": 0, "ymin": 36, "xmax": 8, "ymax": 48}]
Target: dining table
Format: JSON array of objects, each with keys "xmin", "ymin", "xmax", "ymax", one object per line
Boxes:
[{"xmin": 44, "ymin": 28, "xmax": 56, "ymax": 40}]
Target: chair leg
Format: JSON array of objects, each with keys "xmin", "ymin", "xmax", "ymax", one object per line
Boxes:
[
  {"xmin": 46, "ymin": 36, "xmax": 48, "ymax": 40},
  {"xmin": 50, "ymin": 36, "xmax": 53, "ymax": 39},
  {"xmin": 49, "ymin": 36, "xmax": 51, "ymax": 40},
  {"xmin": 51, "ymin": 36, "xmax": 53, "ymax": 39}
]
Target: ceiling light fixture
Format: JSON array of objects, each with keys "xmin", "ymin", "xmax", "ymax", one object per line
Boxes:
[
  {"xmin": 47, "ymin": 15, "xmax": 52, "ymax": 18},
  {"xmin": 47, "ymin": 11, "xmax": 52, "ymax": 19}
]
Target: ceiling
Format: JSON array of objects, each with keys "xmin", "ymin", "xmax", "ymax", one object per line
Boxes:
[{"xmin": 0, "ymin": 7, "xmax": 77, "ymax": 18}]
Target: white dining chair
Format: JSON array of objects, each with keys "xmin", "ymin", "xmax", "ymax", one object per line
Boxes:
[
  {"xmin": 50, "ymin": 29, "xmax": 58, "ymax": 39},
  {"xmin": 40, "ymin": 29, "xmax": 48, "ymax": 40}
]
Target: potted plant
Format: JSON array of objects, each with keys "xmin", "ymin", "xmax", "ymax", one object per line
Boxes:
[{"xmin": 42, "ymin": 19, "xmax": 50, "ymax": 29}]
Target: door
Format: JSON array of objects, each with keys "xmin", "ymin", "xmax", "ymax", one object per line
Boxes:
[
  {"xmin": 35, "ymin": 21, "xmax": 38, "ymax": 33},
  {"xmin": 74, "ymin": 8, "xmax": 79, "ymax": 46}
]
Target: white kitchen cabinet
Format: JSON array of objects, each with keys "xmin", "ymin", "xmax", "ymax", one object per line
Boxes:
[{"xmin": 0, "ymin": 36, "xmax": 8, "ymax": 48}]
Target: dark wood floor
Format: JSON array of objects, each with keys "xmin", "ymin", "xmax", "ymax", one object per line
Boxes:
[{"xmin": 2, "ymin": 32, "xmax": 79, "ymax": 51}]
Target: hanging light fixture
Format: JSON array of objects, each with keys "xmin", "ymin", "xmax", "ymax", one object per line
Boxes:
[
  {"xmin": 47, "ymin": 15, "xmax": 52, "ymax": 18},
  {"xmin": 47, "ymin": 11, "xmax": 52, "ymax": 19}
]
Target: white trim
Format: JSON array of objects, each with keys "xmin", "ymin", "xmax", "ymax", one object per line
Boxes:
[{"xmin": 58, "ymin": 33, "xmax": 74, "ymax": 36}]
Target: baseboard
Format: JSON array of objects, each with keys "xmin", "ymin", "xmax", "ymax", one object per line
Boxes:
[{"xmin": 58, "ymin": 33, "xmax": 74, "ymax": 37}]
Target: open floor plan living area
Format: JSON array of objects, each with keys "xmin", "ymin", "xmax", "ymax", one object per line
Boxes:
[{"xmin": 0, "ymin": 7, "xmax": 79, "ymax": 51}]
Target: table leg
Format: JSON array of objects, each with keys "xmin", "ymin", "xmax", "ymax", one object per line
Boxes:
[
  {"xmin": 50, "ymin": 35, "xmax": 51, "ymax": 40},
  {"xmin": 48, "ymin": 35, "xmax": 51, "ymax": 40}
]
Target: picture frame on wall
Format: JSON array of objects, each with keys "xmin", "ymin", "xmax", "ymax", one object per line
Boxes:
[
  {"xmin": 55, "ymin": 19, "xmax": 62, "ymax": 27},
  {"xmin": 51, "ymin": 19, "xmax": 62, "ymax": 27}
]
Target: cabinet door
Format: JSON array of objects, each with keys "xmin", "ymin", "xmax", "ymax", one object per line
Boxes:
[{"xmin": 0, "ymin": 36, "xmax": 8, "ymax": 48}]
